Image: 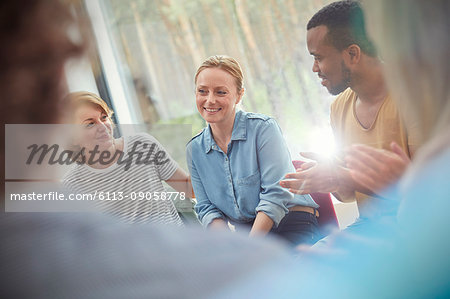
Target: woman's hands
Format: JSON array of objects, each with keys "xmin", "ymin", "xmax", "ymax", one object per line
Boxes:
[
  {"xmin": 208, "ymin": 218, "xmax": 229, "ymax": 230},
  {"xmin": 249, "ymin": 212, "xmax": 274, "ymax": 236}
]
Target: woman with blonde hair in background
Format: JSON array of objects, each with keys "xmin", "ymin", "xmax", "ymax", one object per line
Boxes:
[{"xmin": 63, "ymin": 91, "xmax": 192, "ymax": 226}]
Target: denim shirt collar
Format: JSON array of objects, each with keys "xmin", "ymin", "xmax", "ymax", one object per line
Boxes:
[{"xmin": 204, "ymin": 110, "xmax": 247, "ymax": 153}]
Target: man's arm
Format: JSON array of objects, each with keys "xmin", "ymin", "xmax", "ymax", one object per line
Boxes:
[
  {"xmin": 345, "ymin": 142, "xmax": 410, "ymax": 193},
  {"xmin": 280, "ymin": 152, "xmax": 378, "ymax": 201}
]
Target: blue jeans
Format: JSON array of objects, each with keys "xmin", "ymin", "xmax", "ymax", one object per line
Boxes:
[{"xmin": 271, "ymin": 211, "xmax": 320, "ymax": 246}]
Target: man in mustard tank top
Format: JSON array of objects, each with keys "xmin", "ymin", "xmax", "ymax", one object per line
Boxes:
[{"xmin": 281, "ymin": 1, "xmax": 419, "ymax": 222}]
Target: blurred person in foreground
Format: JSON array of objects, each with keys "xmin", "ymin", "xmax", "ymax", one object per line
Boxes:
[
  {"xmin": 345, "ymin": 1, "xmax": 450, "ymax": 295},
  {"xmin": 280, "ymin": 1, "xmax": 419, "ymax": 227},
  {"xmin": 64, "ymin": 91, "xmax": 190, "ymax": 226},
  {"xmin": 333, "ymin": 0, "xmax": 450, "ymax": 296},
  {"xmin": 0, "ymin": 1, "xmax": 292, "ymax": 298}
]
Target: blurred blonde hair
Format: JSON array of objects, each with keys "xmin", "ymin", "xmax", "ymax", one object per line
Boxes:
[
  {"xmin": 195, "ymin": 55, "xmax": 244, "ymax": 93},
  {"xmin": 364, "ymin": 0, "xmax": 450, "ymax": 144},
  {"xmin": 66, "ymin": 91, "xmax": 114, "ymax": 120}
]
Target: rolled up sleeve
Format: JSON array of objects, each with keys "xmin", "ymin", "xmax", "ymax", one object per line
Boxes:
[
  {"xmin": 255, "ymin": 199, "xmax": 286, "ymax": 227},
  {"xmin": 255, "ymin": 119, "xmax": 294, "ymax": 226}
]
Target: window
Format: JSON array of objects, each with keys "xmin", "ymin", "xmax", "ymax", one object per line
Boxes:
[
  {"xmin": 84, "ymin": 0, "xmax": 335, "ymax": 152},
  {"xmin": 76, "ymin": 0, "xmax": 358, "ymax": 226}
]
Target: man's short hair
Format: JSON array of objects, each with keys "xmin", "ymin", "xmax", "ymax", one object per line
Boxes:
[{"xmin": 307, "ymin": 0, "xmax": 377, "ymax": 57}]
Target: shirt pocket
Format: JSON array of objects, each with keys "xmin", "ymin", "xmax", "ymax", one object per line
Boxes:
[
  {"xmin": 236, "ymin": 170, "xmax": 261, "ymax": 186},
  {"xmin": 235, "ymin": 170, "xmax": 261, "ymax": 214}
]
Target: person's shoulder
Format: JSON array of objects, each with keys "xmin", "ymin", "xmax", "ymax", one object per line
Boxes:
[
  {"xmin": 241, "ymin": 111, "xmax": 279, "ymax": 134},
  {"xmin": 244, "ymin": 111, "xmax": 271, "ymax": 122},
  {"xmin": 333, "ymin": 88, "xmax": 355, "ymax": 104},
  {"xmin": 381, "ymin": 94, "xmax": 399, "ymax": 111},
  {"xmin": 124, "ymin": 133, "xmax": 160, "ymax": 154},
  {"xmin": 247, "ymin": 112, "xmax": 279, "ymax": 131},
  {"xmin": 186, "ymin": 127, "xmax": 207, "ymax": 148},
  {"xmin": 331, "ymin": 88, "xmax": 355, "ymax": 112},
  {"xmin": 128, "ymin": 132, "xmax": 158, "ymax": 144},
  {"xmin": 62, "ymin": 164, "xmax": 86, "ymax": 182}
]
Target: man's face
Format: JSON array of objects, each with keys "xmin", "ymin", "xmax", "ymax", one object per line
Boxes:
[{"xmin": 307, "ymin": 25, "xmax": 351, "ymax": 95}]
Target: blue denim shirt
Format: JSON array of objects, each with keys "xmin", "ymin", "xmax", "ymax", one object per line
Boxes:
[{"xmin": 186, "ymin": 110, "xmax": 318, "ymax": 228}]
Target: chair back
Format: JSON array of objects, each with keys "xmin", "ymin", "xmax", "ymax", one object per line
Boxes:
[{"xmin": 292, "ymin": 160, "xmax": 339, "ymax": 237}]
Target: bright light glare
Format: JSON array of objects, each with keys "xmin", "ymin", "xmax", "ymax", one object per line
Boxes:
[
  {"xmin": 286, "ymin": 126, "xmax": 336, "ymax": 161},
  {"xmin": 304, "ymin": 127, "xmax": 336, "ymax": 158}
]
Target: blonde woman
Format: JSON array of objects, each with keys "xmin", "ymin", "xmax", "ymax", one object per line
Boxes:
[
  {"xmin": 63, "ymin": 92, "xmax": 191, "ymax": 225},
  {"xmin": 186, "ymin": 55, "xmax": 320, "ymax": 246}
]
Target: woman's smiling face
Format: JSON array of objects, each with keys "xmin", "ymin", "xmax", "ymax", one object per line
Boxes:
[
  {"xmin": 195, "ymin": 67, "xmax": 243, "ymax": 127},
  {"xmin": 74, "ymin": 103, "xmax": 114, "ymax": 152}
]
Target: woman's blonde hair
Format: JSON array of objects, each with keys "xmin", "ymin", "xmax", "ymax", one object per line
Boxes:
[
  {"xmin": 66, "ymin": 91, "xmax": 114, "ymax": 119},
  {"xmin": 364, "ymin": 0, "xmax": 450, "ymax": 144},
  {"xmin": 195, "ymin": 55, "xmax": 244, "ymax": 93}
]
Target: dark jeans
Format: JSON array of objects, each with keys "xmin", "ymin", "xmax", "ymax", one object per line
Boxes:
[{"xmin": 270, "ymin": 211, "xmax": 320, "ymax": 247}]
